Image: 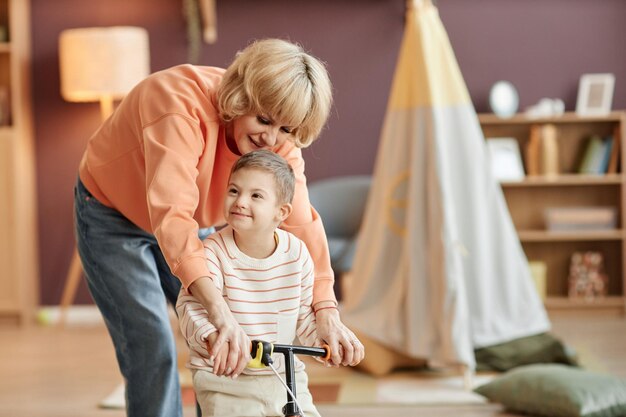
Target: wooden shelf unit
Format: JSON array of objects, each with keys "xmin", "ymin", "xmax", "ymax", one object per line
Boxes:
[
  {"xmin": 0, "ymin": 0, "xmax": 39, "ymax": 325},
  {"xmin": 479, "ymin": 111, "xmax": 626, "ymax": 313}
]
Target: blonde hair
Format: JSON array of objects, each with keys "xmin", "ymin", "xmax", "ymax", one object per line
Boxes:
[
  {"xmin": 230, "ymin": 150, "xmax": 295, "ymax": 204},
  {"xmin": 218, "ymin": 38, "xmax": 333, "ymax": 148}
]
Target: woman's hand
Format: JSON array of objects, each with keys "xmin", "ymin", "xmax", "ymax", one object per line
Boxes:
[
  {"xmin": 315, "ymin": 303, "xmax": 364, "ymax": 367},
  {"xmin": 189, "ymin": 277, "xmax": 251, "ymax": 378}
]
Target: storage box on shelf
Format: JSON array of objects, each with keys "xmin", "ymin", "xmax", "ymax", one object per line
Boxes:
[
  {"xmin": 479, "ymin": 112, "xmax": 626, "ymax": 313},
  {"xmin": 0, "ymin": 0, "xmax": 39, "ymax": 324}
]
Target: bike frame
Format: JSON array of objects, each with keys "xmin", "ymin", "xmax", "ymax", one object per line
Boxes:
[{"xmin": 250, "ymin": 340, "xmax": 330, "ymax": 417}]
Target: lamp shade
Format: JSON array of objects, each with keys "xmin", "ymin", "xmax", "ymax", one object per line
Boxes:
[{"xmin": 59, "ymin": 26, "xmax": 150, "ymax": 102}]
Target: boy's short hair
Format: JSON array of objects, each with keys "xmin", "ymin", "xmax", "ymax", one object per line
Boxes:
[
  {"xmin": 230, "ymin": 150, "xmax": 295, "ymax": 204},
  {"xmin": 217, "ymin": 38, "xmax": 333, "ymax": 148}
]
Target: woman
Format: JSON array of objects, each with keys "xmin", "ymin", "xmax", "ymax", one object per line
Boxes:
[{"xmin": 74, "ymin": 38, "xmax": 364, "ymax": 417}]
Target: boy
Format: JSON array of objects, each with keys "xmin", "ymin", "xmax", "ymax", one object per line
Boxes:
[{"xmin": 176, "ymin": 150, "xmax": 324, "ymax": 417}]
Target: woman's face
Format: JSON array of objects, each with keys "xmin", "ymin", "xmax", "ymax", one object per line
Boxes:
[{"xmin": 227, "ymin": 113, "xmax": 294, "ymax": 155}]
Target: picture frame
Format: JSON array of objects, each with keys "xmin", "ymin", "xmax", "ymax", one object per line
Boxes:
[
  {"xmin": 485, "ymin": 137, "xmax": 525, "ymax": 182},
  {"xmin": 576, "ymin": 73, "xmax": 615, "ymax": 116}
]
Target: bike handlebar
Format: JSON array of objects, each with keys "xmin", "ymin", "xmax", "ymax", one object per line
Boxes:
[{"xmin": 248, "ymin": 340, "xmax": 331, "ymax": 368}]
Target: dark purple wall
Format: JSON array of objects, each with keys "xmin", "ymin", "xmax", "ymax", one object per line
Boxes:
[
  {"xmin": 439, "ymin": 0, "xmax": 626, "ymax": 112},
  {"xmin": 31, "ymin": 0, "xmax": 626, "ymax": 304}
]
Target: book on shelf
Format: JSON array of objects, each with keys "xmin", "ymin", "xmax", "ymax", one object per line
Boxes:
[
  {"xmin": 607, "ymin": 124, "xmax": 621, "ymax": 174},
  {"xmin": 528, "ymin": 261, "xmax": 547, "ymax": 300},
  {"xmin": 578, "ymin": 135, "xmax": 614, "ymax": 175},
  {"xmin": 544, "ymin": 206, "xmax": 618, "ymax": 231},
  {"xmin": 599, "ymin": 137, "xmax": 613, "ymax": 173}
]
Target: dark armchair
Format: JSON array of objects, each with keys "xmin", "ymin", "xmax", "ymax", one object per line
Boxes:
[{"xmin": 308, "ymin": 175, "xmax": 372, "ymax": 298}]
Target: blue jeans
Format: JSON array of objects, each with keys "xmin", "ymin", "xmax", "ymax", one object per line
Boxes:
[{"xmin": 74, "ymin": 179, "xmax": 210, "ymax": 417}]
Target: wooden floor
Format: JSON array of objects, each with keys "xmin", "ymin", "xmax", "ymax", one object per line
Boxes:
[{"xmin": 0, "ymin": 310, "xmax": 624, "ymax": 417}]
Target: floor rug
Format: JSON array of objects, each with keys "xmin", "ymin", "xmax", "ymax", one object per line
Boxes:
[
  {"xmin": 107, "ymin": 360, "xmax": 596, "ymax": 409},
  {"xmin": 304, "ymin": 358, "xmax": 495, "ymax": 405},
  {"xmin": 99, "ymin": 373, "xmax": 198, "ymax": 409},
  {"xmin": 178, "ymin": 361, "xmax": 494, "ymax": 407},
  {"xmin": 305, "ymin": 341, "xmax": 606, "ymax": 406}
]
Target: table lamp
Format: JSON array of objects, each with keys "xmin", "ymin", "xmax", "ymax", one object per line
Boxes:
[
  {"xmin": 59, "ymin": 26, "xmax": 150, "ymax": 119},
  {"xmin": 58, "ymin": 26, "xmax": 150, "ymax": 325}
]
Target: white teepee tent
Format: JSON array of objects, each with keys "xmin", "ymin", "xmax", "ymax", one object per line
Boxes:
[{"xmin": 342, "ymin": 0, "xmax": 550, "ymax": 372}]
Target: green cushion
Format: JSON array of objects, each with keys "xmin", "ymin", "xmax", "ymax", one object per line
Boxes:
[
  {"xmin": 474, "ymin": 332, "xmax": 578, "ymax": 372},
  {"xmin": 474, "ymin": 364, "xmax": 626, "ymax": 417}
]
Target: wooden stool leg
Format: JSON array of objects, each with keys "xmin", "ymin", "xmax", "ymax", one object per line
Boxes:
[{"xmin": 59, "ymin": 247, "xmax": 83, "ymax": 327}]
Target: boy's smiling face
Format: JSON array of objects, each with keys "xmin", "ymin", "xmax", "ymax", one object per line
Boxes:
[{"xmin": 224, "ymin": 167, "xmax": 291, "ymax": 236}]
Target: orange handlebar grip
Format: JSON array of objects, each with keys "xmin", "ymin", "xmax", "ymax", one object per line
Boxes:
[{"xmin": 322, "ymin": 344, "xmax": 331, "ymax": 361}]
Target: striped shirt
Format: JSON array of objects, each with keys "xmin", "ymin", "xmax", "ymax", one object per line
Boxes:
[{"xmin": 176, "ymin": 226, "xmax": 318, "ymax": 375}]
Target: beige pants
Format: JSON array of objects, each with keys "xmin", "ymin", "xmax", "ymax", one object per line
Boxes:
[{"xmin": 193, "ymin": 369, "xmax": 322, "ymax": 417}]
